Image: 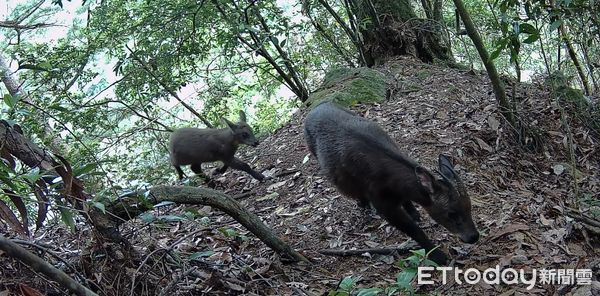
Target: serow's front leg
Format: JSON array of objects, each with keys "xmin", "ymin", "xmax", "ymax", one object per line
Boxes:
[
  {"xmin": 226, "ymin": 157, "xmax": 265, "ymax": 181},
  {"xmin": 371, "ymin": 199, "xmax": 448, "ymax": 265}
]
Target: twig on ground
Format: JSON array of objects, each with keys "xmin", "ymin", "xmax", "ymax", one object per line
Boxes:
[{"xmin": 319, "ymin": 241, "xmax": 419, "ymax": 257}]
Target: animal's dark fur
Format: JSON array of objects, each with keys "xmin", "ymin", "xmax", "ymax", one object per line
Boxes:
[
  {"xmin": 169, "ymin": 111, "xmax": 264, "ymax": 181},
  {"xmin": 304, "ymin": 102, "xmax": 479, "ymax": 264}
]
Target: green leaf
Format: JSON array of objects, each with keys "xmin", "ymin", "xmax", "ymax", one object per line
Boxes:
[
  {"xmin": 51, "ymin": 0, "xmax": 63, "ymax": 7},
  {"xmin": 520, "ymin": 23, "xmax": 537, "ymax": 34},
  {"xmin": 270, "ymin": 36, "xmax": 280, "ymax": 46},
  {"xmin": 338, "ymin": 276, "xmax": 358, "ymax": 291},
  {"xmin": 140, "ymin": 212, "xmax": 155, "ymax": 223},
  {"xmin": 218, "ymin": 227, "xmax": 237, "ymax": 237},
  {"xmin": 73, "ymin": 163, "xmax": 97, "ymax": 177},
  {"xmin": 24, "ymin": 167, "xmax": 42, "ymax": 183},
  {"xmin": 154, "ymin": 201, "xmax": 175, "ymax": 208},
  {"xmin": 384, "ymin": 286, "xmax": 399, "ymax": 296},
  {"xmin": 183, "ymin": 207, "xmax": 202, "ymax": 218},
  {"xmin": 490, "ymin": 47, "xmax": 503, "ymax": 61},
  {"xmin": 37, "ymin": 62, "xmax": 52, "ymax": 70},
  {"xmin": 396, "ymin": 268, "xmax": 417, "ymax": 286},
  {"xmin": 3, "ymin": 94, "xmax": 18, "ymax": 108},
  {"xmin": 410, "ymin": 249, "xmax": 426, "ymax": 258},
  {"xmin": 190, "ymin": 251, "xmax": 215, "ymax": 259},
  {"xmin": 357, "ymin": 288, "xmax": 382, "ymax": 296},
  {"xmin": 549, "ymin": 20, "xmax": 562, "ymax": 32},
  {"xmin": 91, "ymin": 201, "xmax": 106, "ymax": 213},
  {"xmin": 157, "ymin": 214, "xmax": 186, "ymax": 222},
  {"xmin": 422, "ymin": 259, "xmax": 439, "ymax": 267},
  {"xmin": 490, "ymin": 38, "xmax": 508, "ymax": 61},
  {"xmin": 199, "ymin": 216, "xmax": 210, "ymax": 225},
  {"xmin": 523, "ymin": 34, "xmax": 540, "ymax": 44},
  {"xmin": 48, "ymin": 104, "xmax": 70, "ymax": 112},
  {"xmin": 56, "ymin": 200, "xmax": 76, "ymax": 232}
]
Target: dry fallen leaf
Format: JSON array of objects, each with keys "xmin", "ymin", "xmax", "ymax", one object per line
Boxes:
[
  {"xmin": 488, "ymin": 114, "xmax": 501, "ymax": 131},
  {"xmin": 553, "ymin": 164, "xmax": 565, "ymax": 175},
  {"xmin": 488, "ymin": 224, "xmax": 530, "ymax": 241},
  {"xmin": 539, "ymin": 214, "xmax": 553, "ymax": 226},
  {"xmin": 256, "ymin": 192, "xmax": 279, "ymax": 201},
  {"xmin": 475, "ymin": 137, "xmax": 493, "ymax": 152}
]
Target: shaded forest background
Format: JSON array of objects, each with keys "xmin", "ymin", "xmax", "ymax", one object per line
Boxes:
[{"xmin": 0, "ymin": 0, "xmax": 599, "ymax": 294}]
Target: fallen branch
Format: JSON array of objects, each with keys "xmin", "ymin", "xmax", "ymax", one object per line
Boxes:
[
  {"xmin": 275, "ymin": 169, "xmax": 300, "ymax": 178},
  {"xmin": 147, "ymin": 185, "xmax": 308, "ymax": 263},
  {"xmin": 319, "ymin": 241, "xmax": 419, "ymax": 257},
  {"xmin": 0, "ymin": 235, "xmax": 97, "ymax": 296},
  {"xmin": 565, "ymin": 208, "xmax": 600, "ymax": 228},
  {"xmin": 232, "ymin": 191, "xmax": 255, "ymax": 200}
]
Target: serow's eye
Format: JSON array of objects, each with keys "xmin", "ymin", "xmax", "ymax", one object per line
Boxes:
[{"xmin": 242, "ymin": 132, "xmax": 250, "ymax": 138}]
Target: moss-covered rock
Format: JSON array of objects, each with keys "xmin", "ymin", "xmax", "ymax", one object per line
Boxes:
[
  {"xmin": 547, "ymin": 72, "xmax": 600, "ymax": 135},
  {"xmin": 306, "ymin": 67, "xmax": 387, "ymax": 108}
]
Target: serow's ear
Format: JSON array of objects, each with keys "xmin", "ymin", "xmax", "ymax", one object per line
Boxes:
[
  {"xmin": 222, "ymin": 117, "xmax": 237, "ymax": 130},
  {"xmin": 238, "ymin": 110, "xmax": 247, "ymax": 123},
  {"xmin": 415, "ymin": 166, "xmax": 435, "ymax": 195},
  {"xmin": 438, "ymin": 154, "xmax": 456, "ymax": 180}
]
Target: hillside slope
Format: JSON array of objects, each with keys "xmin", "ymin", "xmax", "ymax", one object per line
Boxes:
[
  {"xmin": 167, "ymin": 56, "xmax": 597, "ymax": 295},
  {"xmin": 4, "ymin": 57, "xmax": 597, "ymax": 295}
]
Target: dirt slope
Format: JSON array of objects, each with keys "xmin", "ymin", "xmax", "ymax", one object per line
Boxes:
[
  {"xmin": 165, "ymin": 56, "xmax": 597, "ymax": 295},
  {"xmin": 3, "ymin": 57, "xmax": 597, "ymax": 295}
]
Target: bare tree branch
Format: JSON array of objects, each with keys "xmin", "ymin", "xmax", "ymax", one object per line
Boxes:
[
  {"xmin": 125, "ymin": 45, "xmax": 213, "ymax": 128},
  {"xmin": 0, "ymin": 235, "xmax": 97, "ymax": 296}
]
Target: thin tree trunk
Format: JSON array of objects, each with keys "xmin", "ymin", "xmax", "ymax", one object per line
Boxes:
[
  {"xmin": 452, "ymin": 0, "xmax": 516, "ymax": 126},
  {"xmin": 317, "ymin": 0, "xmax": 368, "ymax": 65},
  {"xmin": 560, "ymin": 25, "xmax": 591, "ymax": 95},
  {"xmin": 252, "ymin": 7, "xmax": 309, "ymax": 101}
]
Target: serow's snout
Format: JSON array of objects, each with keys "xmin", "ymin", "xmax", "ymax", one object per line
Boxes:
[{"xmin": 251, "ymin": 140, "xmax": 259, "ymax": 147}]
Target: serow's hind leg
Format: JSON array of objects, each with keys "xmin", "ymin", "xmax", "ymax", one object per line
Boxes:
[
  {"xmin": 174, "ymin": 165, "xmax": 186, "ymax": 180},
  {"xmin": 214, "ymin": 165, "xmax": 229, "ymax": 175},
  {"xmin": 191, "ymin": 163, "xmax": 216, "ymax": 188}
]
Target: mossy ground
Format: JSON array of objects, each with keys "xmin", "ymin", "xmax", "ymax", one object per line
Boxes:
[{"xmin": 306, "ymin": 67, "xmax": 387, "ymax": 108}]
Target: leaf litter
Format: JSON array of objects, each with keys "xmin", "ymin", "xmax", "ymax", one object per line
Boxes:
[{"xmin": 1, "ymin": 56, "xmax": 598, "ymax": 295}]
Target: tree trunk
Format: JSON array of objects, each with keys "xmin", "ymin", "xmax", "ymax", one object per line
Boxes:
[
  {"xmin": 354, "ymin": 0, "xmax": 454, "ymax": 66},
  {"xmin": 0, "ymin": 53, "xmax": 67, "ymax": 153},
  {"xmin": 452, "ymin": 0, "xmax": 516, "ymax": 127}
]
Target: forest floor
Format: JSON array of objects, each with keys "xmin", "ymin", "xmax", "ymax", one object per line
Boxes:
[
  {"xmin": 143, "ymin": 57, "xmax": 597, "ymax": 295},
  {"xmin": 3, "ymin": 57, "xmax": 599, "ymax": 295}
]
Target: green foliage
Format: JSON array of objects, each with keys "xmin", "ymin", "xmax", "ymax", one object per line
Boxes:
[
  {"xmin": 328, "ymin": 276, "xmax": 359, "ymax": 296},
  {"xmin": 548, "ymin": 72, "xmax": 600, "ymax": 134},
  {"xmin": 1, "ymin": 0, "xmax": 598, "ymax": 234},
  {"xmin": 218, "ymin": 227, "xmax": 249, "ymax": 241},
  {"xmin": 326, "ymin": 249, "xmax": 439, "ymax": 296}
]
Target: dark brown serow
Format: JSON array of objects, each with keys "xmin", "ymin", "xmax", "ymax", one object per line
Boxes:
[
  {"xmin": 169, "ymin": 110, "xmax": 265, "ymax": 181},
  {"xmin": 303, "ymin": 102, "xmax": 479, "ymax": 264}
]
